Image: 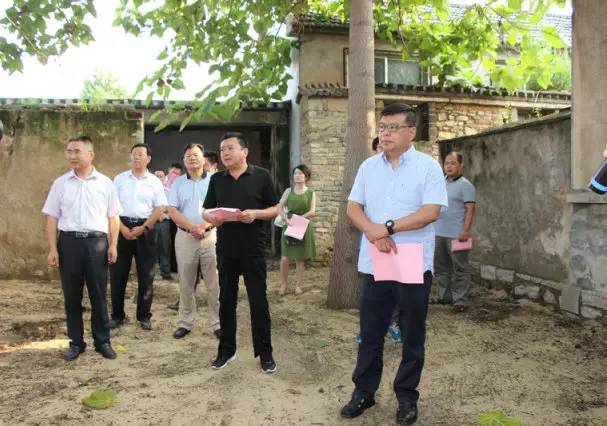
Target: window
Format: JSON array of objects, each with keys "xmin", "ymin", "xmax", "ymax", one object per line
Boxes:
[{"xmin": 343, "ymin": 49, "xmax": 427, "ymax": 86}]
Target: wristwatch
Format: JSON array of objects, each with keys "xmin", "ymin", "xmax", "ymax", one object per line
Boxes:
[{"xmin": 385, "ymin": 219, "xmax": 395, "ymax": 235}]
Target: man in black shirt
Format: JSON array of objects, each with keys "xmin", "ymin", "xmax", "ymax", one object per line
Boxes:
[{"xmin": 203, "ymin": 132, "xmax": 279, "ymax": 373}]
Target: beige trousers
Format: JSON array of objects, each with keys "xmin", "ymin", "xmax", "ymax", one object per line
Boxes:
[{"xmin": 175, "ymin": 229, "xmax": 220, "ymax": 331}]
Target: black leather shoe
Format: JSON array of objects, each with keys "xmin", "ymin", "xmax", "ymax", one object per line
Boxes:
[
  {"xmin": 260, "ymin": 355, "xmax": 277, "ymax": 373},
  {"xmin": 95, "ymin": 343, "xmax": 117, "ymax": 359},
  {"xmin": 213, "ymin": 329, "xmax": 222, "ymax": 339},
  {"xmin": 108, "ymin": 318, "xmax": 124, "ymax": 329},
  {"xmin": 64, "ymin": 344, "xmax": 85, "ymax": 361},
  {"xmin": 167, "ymin": 302, "xmax": 179, "ymax": 311},
  {"xmin": 140, "ymin": 319, "xmax": 152, "ymax": 330},
  {"xmin": 396, "ymin": 402, "xmax": 418, "ymax": 425},
  {"xmin": 172, "ymin": 327, "xmax": 190, "ymax": 339},
  {"xmin": 340, "ymin": 391, "xmax": 375, "ymax": 419}
]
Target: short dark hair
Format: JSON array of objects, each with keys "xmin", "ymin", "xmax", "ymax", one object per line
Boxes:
[
  {"xmin": 183, "ymin": 143, "xmax": 204, "ymax": 155},
  {"xmin": 371, "ymin": 137, "xmax": 380, "ymax": 152},
  {"xmin": 204, "ymin": 151, "xmax": 219, "ymax": 165},
  {"xmin": 293, "ymin": 164, "xmax": 312, "ymax": 182},
  {"xmin": 67, "ymin": 135, "xmax": 94, "ymax": 149},
  {"xmin": 220, "ymin": 132, "xmax": 248, "ymax": 149},
  {"xmin": 445, "ymin": 151, "xmax": 463, "ymax": 164},
  {"xmin": 130, "ymin": 143, "xmax": 152, "ymax": 156},
  {"xmin": 380, "ymin": 103, "xmax": 417, "ymax": 126},
  {"xmin": 170, "ymin": 162, "xmax": 183, "ymax": 171}
]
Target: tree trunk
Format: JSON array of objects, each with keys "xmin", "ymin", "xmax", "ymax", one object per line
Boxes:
[{"xmin": 326, "ymin": 0, "xmax": 375, "ymax": 309}]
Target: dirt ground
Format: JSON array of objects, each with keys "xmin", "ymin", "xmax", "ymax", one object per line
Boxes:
[{"xmin": 0, "ymin": 267, "xmax": 605, "ymax": 426}]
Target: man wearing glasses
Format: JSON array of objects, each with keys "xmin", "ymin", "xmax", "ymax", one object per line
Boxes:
[{"xmin": 341, "ymin": 104, "xmax": 447, "ymax": 425}]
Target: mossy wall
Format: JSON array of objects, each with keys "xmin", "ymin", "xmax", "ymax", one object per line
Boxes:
[{"xmin": 0, "ymin": 106, "xmax": 143, "ymax": 279}]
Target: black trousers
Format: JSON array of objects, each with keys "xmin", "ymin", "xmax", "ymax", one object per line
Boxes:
[
  {"xmin": 353, "ymin": 271, "xmax": 432, "ymax": 404},
  {"xmin": 57, "ymin": 232, "xmax": 111, "ymax": 348},
  {"xmin": 109, "ymin": 225, "xmax": 157, "ymax": 322},
  {"xmin": 217, "ymin": 256, "xmax": 272, "ymax": 358}
]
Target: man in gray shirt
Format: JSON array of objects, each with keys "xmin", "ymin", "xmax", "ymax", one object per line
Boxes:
[{"xmin": 433, "ymin": 152, "xmax": 476, "ymax": 311}]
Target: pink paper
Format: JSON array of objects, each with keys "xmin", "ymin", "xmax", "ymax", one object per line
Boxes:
[
  {"xmin": 451, "ymin": 238, "xmax": 473, "ymax": 252},
  {"xmin": 206, "ymin": 207, "xmax": 242, "ymax": 222},
  {"xmin": 284, "ymin": 214, "xmax": 309, "ymax": 240},
  {"xmin": 369, "ymin": 243, "xmax": 424, "ymax": 284}
]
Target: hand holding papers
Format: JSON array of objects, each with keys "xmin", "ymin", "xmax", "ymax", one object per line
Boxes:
[
  {"xmin": 451, "ymin": 238, "xmax": 472, "ymax": 252},
  {"xmin": 284, "ymin": 214, "xmax": 309, "ymax": 240},
  {"xmin": 369, "ymin": 242, "xmax": 424, "ymax": 284},
  {"xmin": 205, "ymin": 208, "xmax": 242, "ymax": 223}
]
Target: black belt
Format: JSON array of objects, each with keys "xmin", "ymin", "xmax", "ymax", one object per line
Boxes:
[
  {"xmin": 120, "ymin": 216, "xmax": 146, "ymax": 226},
  {"xmin": 161, "ymin": 218, "xmax": 171, "ymax": 222},
  {"xmin": 179, "ymin": 225, "xmax": 215, "ymax": 234},
  {"xmin": 62, "ymin": 231, "xmax": 106, "ymax": 239}
]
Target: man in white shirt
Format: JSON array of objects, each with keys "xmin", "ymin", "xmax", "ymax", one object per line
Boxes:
[
  {"xmin": 109, "ymin": 144, "xmax": 167, "ymax": 331},
  {"xmin": 42, "ymin": 136, "xmax": 121, "ymax": 361}
]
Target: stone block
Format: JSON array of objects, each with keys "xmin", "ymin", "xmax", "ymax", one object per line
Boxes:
[
  {"xmin": 581, "ymin": 290, "xmax": 607, "ymax": 310},
  {"xmin": 580, "ymin": 306, "xmax": 603, "ymax": 320},
  {"xmin": 496, "ymin": 268, "xmax": 514, "ymax": 283},
  {"xmin": 514, "ymin": 285, "xmax": 540, "ymax": 299},
  {"xmin": 480, "ymin": 265, "xmax": 496, "ymax": 280},
  {"xmin": 559, "ymin": 285, "xmax": 581, "ymax": 314},
  {"xmin": 543, "ymin": 290, "xmax": 558, "ymax": 305}
]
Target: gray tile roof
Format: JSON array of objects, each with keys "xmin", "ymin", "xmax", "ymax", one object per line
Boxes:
[{"xmin": 297, "ymin": 82, "xmax": 571, "ymax": 104}]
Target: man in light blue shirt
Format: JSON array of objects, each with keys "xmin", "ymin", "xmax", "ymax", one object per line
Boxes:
[
  {"xmin": 340, "ymin": 104, "xmax": 447, "ymax": 425},
  {"xmin": 168, "ymin": 143, "xmax": 220, "ymax": 340}
]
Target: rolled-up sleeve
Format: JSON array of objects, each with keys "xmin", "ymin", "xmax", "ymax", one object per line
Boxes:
[
  {"xmin": 348, "ymin": 163, "xmax": 366, "ymax": 205},
  {"xmin": 422, "ymin": 160, "xmax": 448, "ymax": 208},
  {"xmin": 153, "ymin": 179, "xmax": 168, "ymax": 207},
  {"xmin": 108, "ymin": 183, "xmax": 122, "ymax": 217},
  {"xmin": 42, "ymin": 180, "xmax": 61, "ymax": 218}
]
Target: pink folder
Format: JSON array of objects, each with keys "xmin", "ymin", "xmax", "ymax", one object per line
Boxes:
[
  {"xmin": 206, "ymin": 208, "xmax": 242, "ymax": 222},
  {"xmin": 451, "ymin": 238, "xmax": 473, "ymax": 252},
  {"xmin": 284, "ymin": 214, "xmax": 309, "ymax": 240},
  {"xmin": 369, "ymin": 243, "xmax": 424, "ymax": 284}
]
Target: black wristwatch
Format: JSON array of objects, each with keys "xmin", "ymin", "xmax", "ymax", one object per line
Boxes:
[{"xmin": 385, "ymin": 219, "xmax": 395, "ymax": 235}]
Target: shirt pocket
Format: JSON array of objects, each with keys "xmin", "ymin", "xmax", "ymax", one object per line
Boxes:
[
  {"xmin": 394, "ymin": 181, "xmax": 423, "ymax": 209},
  {"xmin": 136, "ymin": 182, "xmax": 155, "ymax": 206}
]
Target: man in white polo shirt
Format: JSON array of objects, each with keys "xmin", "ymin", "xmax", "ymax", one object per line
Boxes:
[
  {"xmin": 42, "ymin": 135, "xmax": 121, "ymax": 361},
  {"xmin": 340, "ymin": 104, "xmax": 447, "ymax": 425},
  {"xmin": 168, "ymin": 143, "xmax": 220, "ymax": 339},
  {"xmin": 109, "ymin": 143, "xmax": 167, "ymax": 331}
]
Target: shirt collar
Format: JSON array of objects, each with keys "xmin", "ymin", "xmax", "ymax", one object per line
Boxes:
[
  {"xmin": 186, "ymin": 170, "xmax": 208, "ymax": 180},
  {"xmin": 128, "ymin": 169, "xmax": 152, "ymax": 179},
  {"xmin": 68, "ymin": 167, "xmax": 100, "ymax": 180},
  {"xmin": 381, "ymin": 145, "xmax": 416, "ymax": 166},
  {"xmin": 446, "ymin": 174, "xmax": 463, "ymax": 181},
  {"xmin": 222, "ymin": 164, "xmax": 254, "ymax": 177}
]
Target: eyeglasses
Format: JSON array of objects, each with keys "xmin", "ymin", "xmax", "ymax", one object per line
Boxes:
[{"xmin": 377, "ymin": 123, "xmax": 414, "ymax": 133}]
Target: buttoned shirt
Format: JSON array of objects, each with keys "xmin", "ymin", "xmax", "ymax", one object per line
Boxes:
[
  {"xmin": 168, "ymin": 172, "xmax": 211, "ymax": 225},
  {"xmin": 42, "ymin": 168, "xmax": 122, "ymax": 233},
  {"xmin": 348, "ymin": 146, "xmax": 448, "ymax": 274},
  {"xmin": 113, "ymin": 170, "xmax": 167, "ymax": 219}
]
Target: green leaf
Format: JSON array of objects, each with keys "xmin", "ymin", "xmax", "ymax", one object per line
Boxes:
[
  {"xmin": 82, "ymin": 390, "xmax": 117, "ymax": 410},
  {"xmin": 115, "ymin": 344, "xmax": 128, "ymax": 353},
  {"xmin": 311, "ymin": 339, "xmax": 331, "ymax": 348},
  {"xmin": 541, "ymin": 26, "xmax": 566, "ymax": 49},
  {"xmin": 478, "ymin": 410, "xmax": 523, "ymax": 426}
]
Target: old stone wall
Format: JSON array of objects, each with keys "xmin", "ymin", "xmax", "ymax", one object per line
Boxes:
[
  {"xmin": 0, "ymin": 106, "xmax": 143, "ymax": 279},
  {"xmin": 300, "ymin": 95, "xmax": 529, "ymax": 262},
  {"xmin": 429, "ymin": 103, "xmax": 512, "ymax": 141},
  {"xmin": 440, "ymin": 112, "xmax": 607, "ymax": 319}
]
